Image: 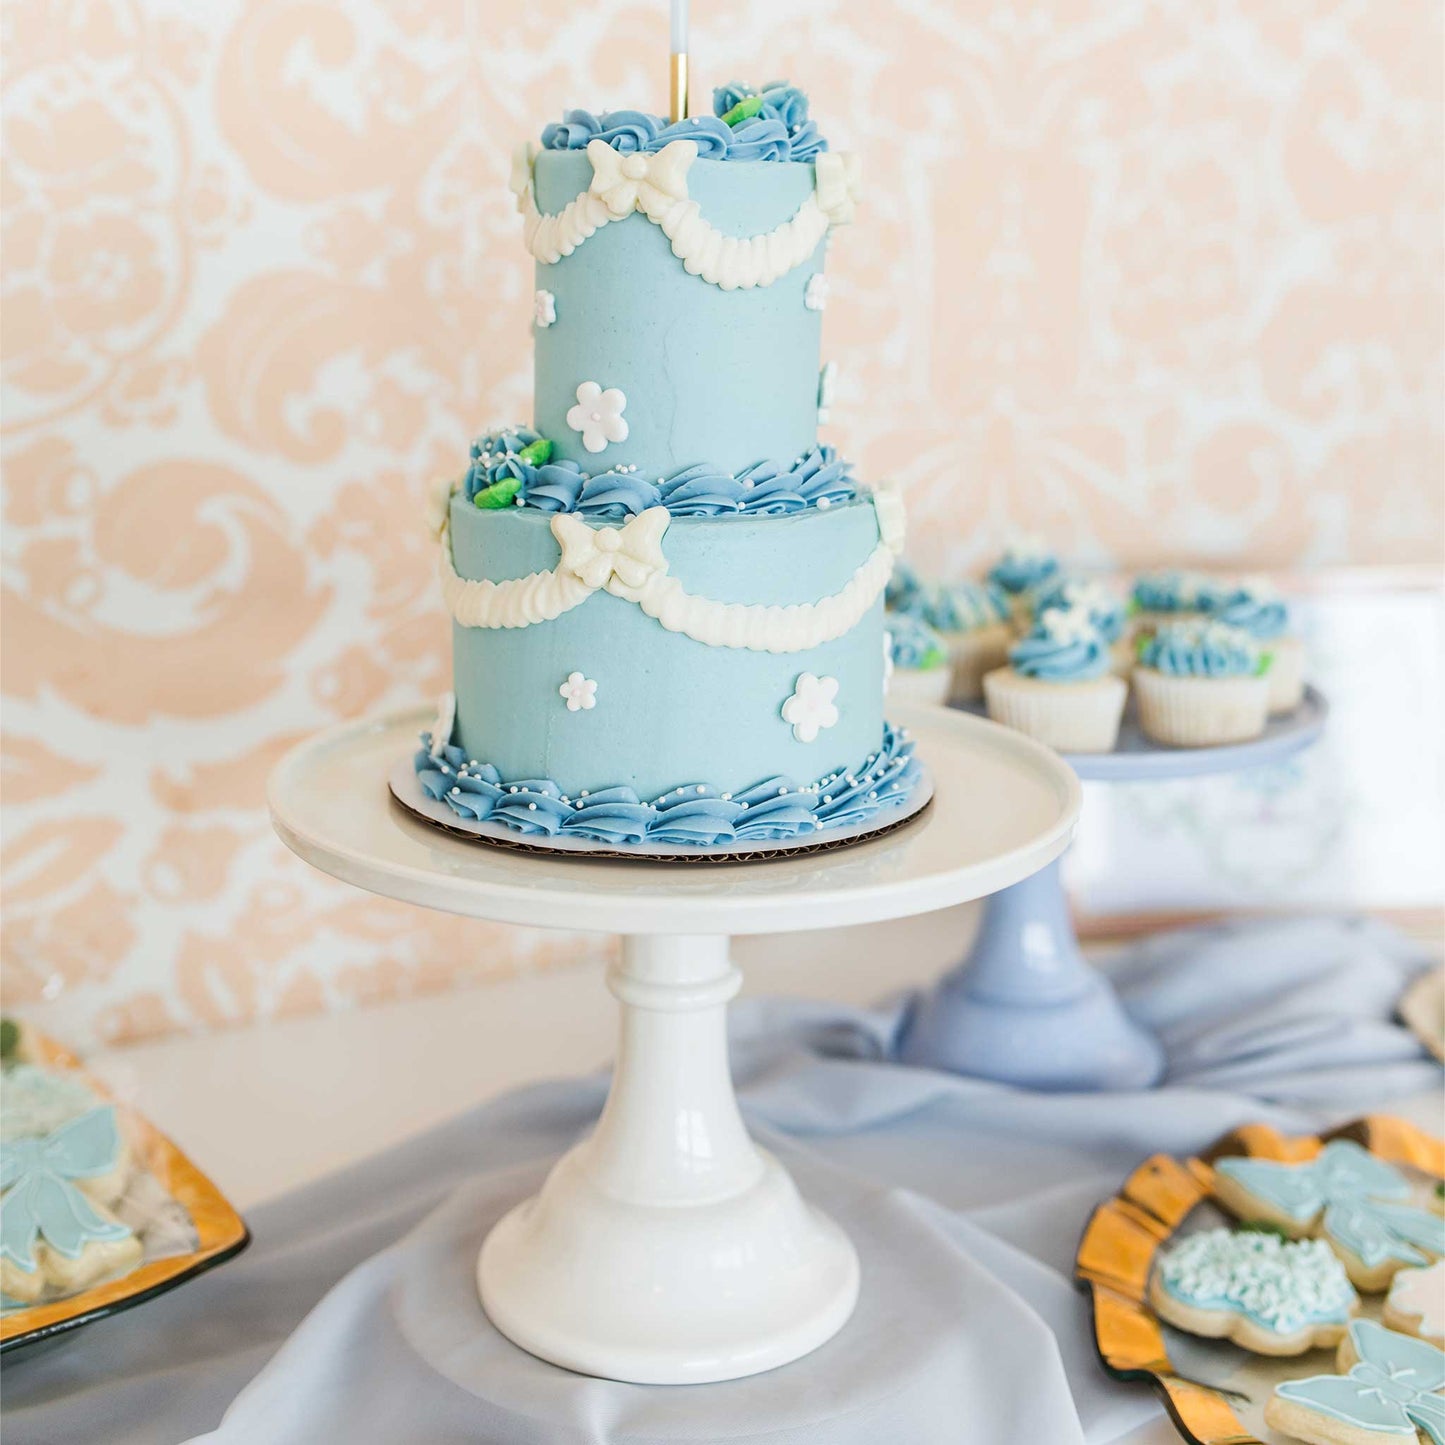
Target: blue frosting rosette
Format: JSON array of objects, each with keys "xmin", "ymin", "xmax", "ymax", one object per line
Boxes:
[
  {"xmin": 988, "ymin": 540, "xmax": 1060, "ymax": 597},
  {"xmin": 1131, "ymin": 569, "xmax": 1209, "ymax": 615},
  {"xmin": 1137, "ymin": 619, "xmax": 1268, "ymax": 678},
  {"xmin": 1009, "ymin": 607, "xmax": 1110, "ymax": 683},
  {"xmin": 886, "ymin": 613, "xmax": 948, "ymax": 671},
  {"xmin": 1200, "ymin": 578, "xmax": 1289, "ymax": 640}
]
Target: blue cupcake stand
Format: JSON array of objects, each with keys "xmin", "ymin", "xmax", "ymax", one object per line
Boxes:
[{"xmin": 897, "ymin": 687, "xmax": 1328, "ymax": 1090}]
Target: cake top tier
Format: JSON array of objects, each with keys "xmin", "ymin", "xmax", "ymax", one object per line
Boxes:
[{"xmin": 539, "ymin": 81, "xmax": 829, "ymax": 164}]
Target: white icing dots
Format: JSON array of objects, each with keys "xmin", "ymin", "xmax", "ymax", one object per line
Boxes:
[
  {"xmin": 558, "ymin": 671, "xmax": 598, "ymax": 712},
  {"xmin": 1158, "ymin": 1228, "xmax": 1355, "ymax": 1334},
  {"xmin": 781, "ymin": 673, "xmax": 840, "ymax": 744},
  {"xmin": 566, "ymin": 381, "xmax": 628, "ymax": 454}
]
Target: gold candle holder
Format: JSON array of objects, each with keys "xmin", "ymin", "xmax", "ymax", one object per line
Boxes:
[{"xmin": 670, "ymin": 52, "xmax": 688, "ymax": 123}]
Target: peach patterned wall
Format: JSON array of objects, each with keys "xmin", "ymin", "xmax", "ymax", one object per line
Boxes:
[{"xmin": 3, "ymin": 0, "xmax": 1441, "ymax": 1047}]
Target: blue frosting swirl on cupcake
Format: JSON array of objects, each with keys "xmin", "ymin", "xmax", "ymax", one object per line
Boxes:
[
  {"xmin": 1032, "ymin": 577, "xmax": 1126, "ymax": 644},
  {"xmin": 1200, "ymin": 579, "xmax": 1289, "ymax": 640},
  {"xmin": 539, "ymin": 83, "xmax": 828, "ymax": 163},
  {"xmin": 1137, "ymin": 620, "xmax": 1266, "ymax": 677},
  {"xmin": 927, "ymin": 580, "xmax": 1011, "ymax": 633},
  {"xmin": 886, "ymin": 613, "xmax": 948, "ymax": 671},
  {"xmin": 1132, "ymin": 569, "xmax": 1208, "ymax": 614},
  {"xmin": 885, "ymin": 559, "xmax": 924, "ymax": 614},
  {"xmin": 1009, "ymin": 607, "xmax": 1110, "ymax": 682},
  {"xmin": 988, "ymin": 541, "xmax": 1060, "ymax": 596}
]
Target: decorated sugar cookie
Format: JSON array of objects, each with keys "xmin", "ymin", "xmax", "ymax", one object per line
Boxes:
[
  {"xmin": 1149, "ymin": 1227, "xmax": 1357, "ymax": 1356},
  {"xmin": 0, "ymin": 1106, "xmax": 139, "ymax": 1304},
  {"xmin": 1265, "ymin": 1319, "xmax": 1444, "ymax": 1445},
  {"xmin": 1214, "ymin": 1140, "xmax": 1445, "ymax": 1291},
  {"xmin": 1386, "ymin": 1261, "xmax": 1445, "ymax": 1347}
]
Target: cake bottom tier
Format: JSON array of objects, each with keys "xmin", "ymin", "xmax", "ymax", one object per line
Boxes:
[{"xmin": 413, "ymin": 722, "xmax": 920, "ymax": 848}]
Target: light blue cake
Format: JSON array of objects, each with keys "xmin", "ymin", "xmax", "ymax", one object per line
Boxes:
[{"xmin": 417, "ymin": 86, "xmax": 919, "ymax": 849}]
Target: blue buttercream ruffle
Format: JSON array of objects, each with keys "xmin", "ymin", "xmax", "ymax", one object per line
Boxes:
[
  {"xmin": 539, "ymin": 82, "xmax": 829, "ymax": 163},
  {"xmin": 466, "ymin": 442, "xmax": 860, "ymax": 519},
  {"xmin": 413, "ymin": 722, "xmax": 919, "ymax": 849},
  {"xmin": 1137, "ymin": 620, "xmax": 1264, "ymax": 678}
]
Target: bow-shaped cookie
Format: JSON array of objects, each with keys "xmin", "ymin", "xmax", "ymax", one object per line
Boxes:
[
  {"xmin": 586, "ymin": 139, "xmax": 697, "ymax": 219},
  {"xmin": 552, "ymin": 508, "xmax": 671, "ymax": 602},
  {"xmin": 0, "ymin": 1108, "xmax": 132, "ymax": 1273}
]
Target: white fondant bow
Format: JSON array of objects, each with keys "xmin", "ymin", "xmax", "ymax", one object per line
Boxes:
[
  {"xmin": 552, "ymin": 507, "xmax": 671, "ymax": 602},
  {"xmin": 872, "ymin": 483, "xmax": 907, "ymax": 552},
  {"xmin": 587, "ymin": 139, "xmax": 696, "ymax": 219},
  {"xmin": 509, "ymin": 142, "xmax": 537, "ymax": 215},
  {"xmin": 815, "ymin": 151, "xmax": 862, "ymax": 226}
]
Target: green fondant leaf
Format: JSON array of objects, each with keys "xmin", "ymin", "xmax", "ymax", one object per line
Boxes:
[
  {"xmin": 720, "ymin": 95, "xmax": 764, "ymax": 127},
  {"xmin": 1256, "ymin": 649, "xmax": 1274, "ymax": 677},
  {"xmin": 474, "ymin": 476, "xmax": 522, "ymax": 510},
  {"xmin": 1134, "ymin": 632, "xmax": 1151, "ymax": 661},
  {"xmin": 0, "ymin": 1018, "xmax": 18, "ymax": 1063},
  {"xmin": 517, "ymin": 438, "xmax": 553, "ymax": 467},
  {"xmin": 920, "ymin": 645, "xmax": 949, "ymax": 672}
]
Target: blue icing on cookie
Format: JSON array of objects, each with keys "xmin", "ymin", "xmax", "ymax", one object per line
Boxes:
[
  {"xmin": 1218, "ymin": 1140, "xmax": 1445, "ymax": 1269},
  {"xmin": 1274, "ymin": 1320, "xmax": 1445, "ymax": 1443},
  {"xmin": 0, "ymin": 1108, "xmax": 132, "ymax": 1271},
  {"xmin": 1157, "ymin": 1227, "xmax": 1356, "ymax": 1335}
]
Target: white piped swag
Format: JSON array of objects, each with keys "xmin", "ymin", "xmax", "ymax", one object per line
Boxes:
[
  {"xmin": 440, "ymin": 489, "xmax": 908, "ymax": 655},
  {"xmin": 510, "ymin": 141, "xmax": 862, "ymax": 291}
]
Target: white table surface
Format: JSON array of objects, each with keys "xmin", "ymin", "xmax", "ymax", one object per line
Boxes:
[{"xmin": 78, "ymin": 909, "xmax": 1441, "ymax": 1445}]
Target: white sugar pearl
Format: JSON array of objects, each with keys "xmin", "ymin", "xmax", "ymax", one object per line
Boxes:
[
  {"xmin": 528, "ymin": 802, "xmax": 537, "ymax": 811},
  {"xmin": 696, "ymin": 785, "xmax": 706, "ymax": 795}
]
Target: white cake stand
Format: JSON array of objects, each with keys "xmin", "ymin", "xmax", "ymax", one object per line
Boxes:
[{"xmin": 267, "ymin": 703, "xmax": 1080, "ymax": 1385}]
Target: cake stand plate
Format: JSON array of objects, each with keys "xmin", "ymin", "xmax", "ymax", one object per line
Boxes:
[
  {"xmin": 898, "ymin": 688, "xmax": 1328, "ymax": 1091},
  {"xmin": 269, "ymin": 703, "xmax": 1080, "ymax": 1384},
  {"xmin": 388, "ymin": 753, "xmax": 935, "ymax": 862}
]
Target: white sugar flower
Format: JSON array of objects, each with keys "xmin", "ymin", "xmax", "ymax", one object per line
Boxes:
[
  {"xmin": 428, "ymin": 691, "xmax": 456, "ymax": 758},
  {"xmin": 781, "ymin": 672, "xmax": 840, "ymax": 743},
  {"xmin": 559, "ymin": 671, "xmax": 598, "ymax": 712},
  {"xmin": 534, "ymin": 289, "xmax": 556, "ymax": 328},
  {"xmin": 1039, "ymin": 606, "xmax": 1100, "ymax": 645},
  {"xmin": 425, "ymin": 474, "xmax": 457, "ymax": 540},
  {"xmin": 817, "ymin": 361, "xmax": 837, "ymax": 424},
  {"xmin": 804, "ymin": 273, "xmax": 829, "ymax": 312},
  {"xmin": 566, "ymin": 381, "xmax": 629, "ymax": 454}
]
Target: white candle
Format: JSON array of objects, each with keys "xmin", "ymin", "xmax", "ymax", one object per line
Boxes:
[{"xmin": 670, "ymin": 0, "xmax": 688, "ymax": 55}]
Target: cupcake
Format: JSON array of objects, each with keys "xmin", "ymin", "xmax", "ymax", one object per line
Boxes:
[
  {"xmin": 926, "ymin": 581, "xmax": 1015, "ymax": 703},
  {"xmin": 982, "ymin": 605, "xmax": 1128, "ymax": 753},
  {"xmin": 884, "ymin": 613, "xmax": 952, "ymax": 707},
  {"xmin": 1201, "ymin": 577, "xmax": 1304, "ymax": 715},
  {"xmin": 885, "ymin": 558, "xmax": 925, "ymax": 615},
  {"xmin": 1031, "ymin": 576, "xmax": 1131, "ymax": 677},
  {"xmin": 1130, "ymin": 569, "xmax": 1210, "ymax": 635},
  {"xmin": 1133, "ymin": 620, "xmax": 1271, "ymax": 747},
  {"xmin": 987, "ymin": 537, "xmax": 1061, "ymax": 630}
]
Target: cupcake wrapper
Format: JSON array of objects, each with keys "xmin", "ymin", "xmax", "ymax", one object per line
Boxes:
[
  {"xmin": 946, "ymin": 623, "xmax": 1013, "ymax": 703},
  {"xmin": 983, "ymin": 669, "xmax": 1128, "ymax": 753},
  {"xmin": 1265, "ymin": 636, "xmax": 1305, "ymax": 715},
  {"xmin": 887, "ymin": 665, "xmax": 952, "ymax": 708},
  {"xmin": 1133, "ymin": 668, "xmax": 1270, "ymax": 746}
]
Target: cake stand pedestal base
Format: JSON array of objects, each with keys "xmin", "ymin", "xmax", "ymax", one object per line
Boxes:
[
  {"xmin": 898, "ymin": 858, "xmax": 1164, "ymax": 1090},
  {"xmin": 898, "ymin": 689, "xmax": 1326, "ymax": 1090},
  {"xmin": 478, "ymin": 934, "xmax": 858, "ymax": 1384}
]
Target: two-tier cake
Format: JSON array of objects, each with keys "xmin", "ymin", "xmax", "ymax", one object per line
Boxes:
[{"xmin": 414, "ymin": 85, "xmax": 922, "ymax": 852}]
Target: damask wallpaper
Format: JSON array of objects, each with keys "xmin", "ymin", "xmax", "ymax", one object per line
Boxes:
[{"xmin": 2, "ymin": 0, "xmax": 1441, "ymax": 1047}]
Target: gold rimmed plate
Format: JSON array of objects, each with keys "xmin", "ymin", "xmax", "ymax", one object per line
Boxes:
[
  {"xmin": 1, "ymin": 1025, "xmax": 250, "ymax": 1353},
  {"xmin": 1074, "ymin": 1116, "xmax": 1444, "ymax": 1445}
]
